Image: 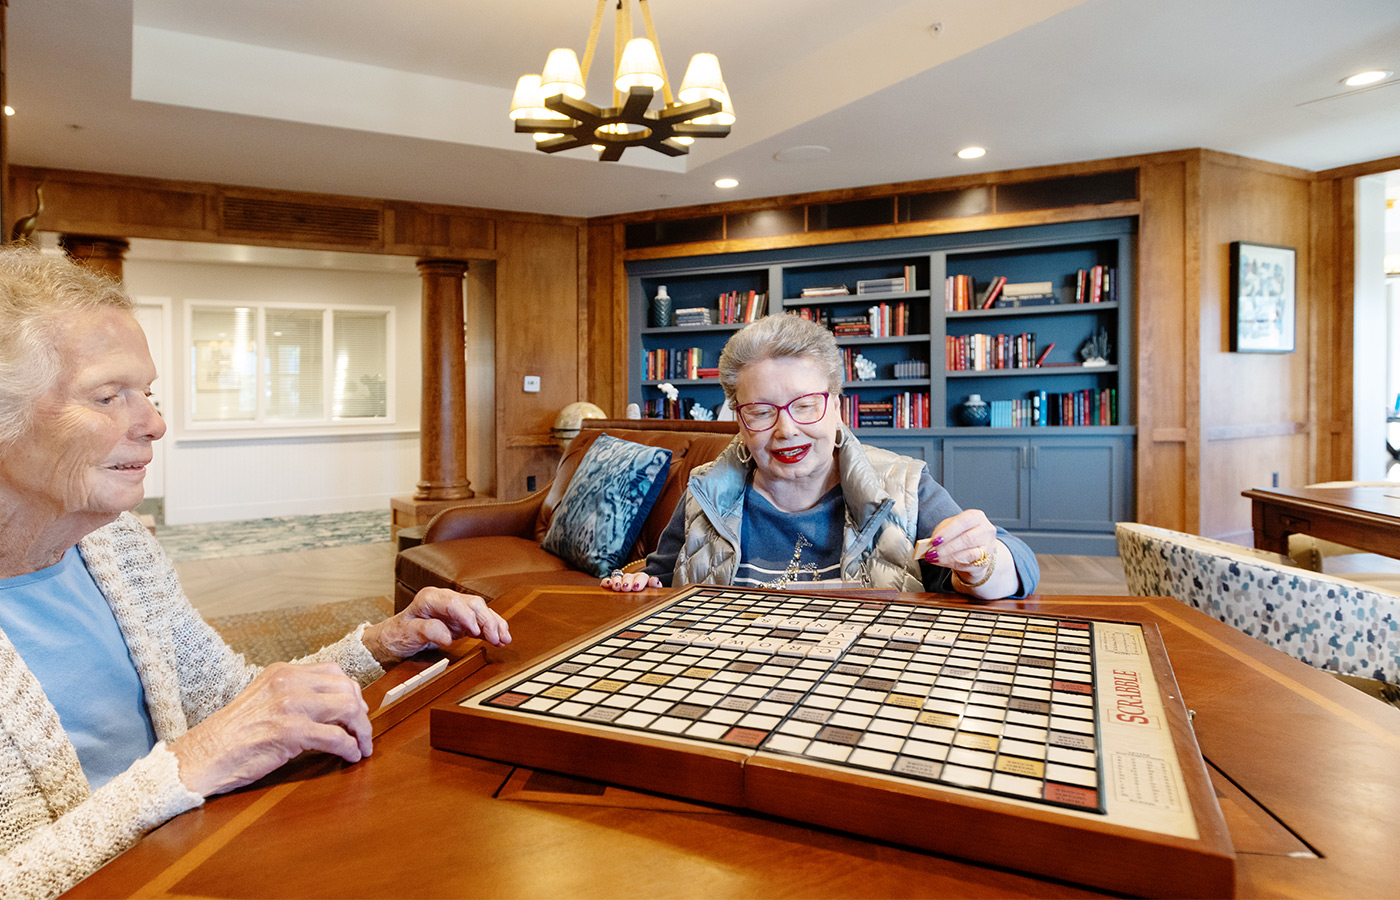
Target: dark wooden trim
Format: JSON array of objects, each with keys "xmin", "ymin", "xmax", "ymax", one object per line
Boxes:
[
  {"xmin": 7, "ymin": 164, "xmax": 582, "ymax": 258},
  {"xmin": 1313, "ymin": 152, "xmax": 1400, "ymax": 182},
  {"xmin": 593, "ymin": 151, "xmax": 1191, "ymax": 226},
  {"xmin": 621, "ymin": 202, "xmax": 1142, "ymax": 262},
  {"xmin": 1197, "ymin": 148, "xmax": 1316, "ymax": 180}
]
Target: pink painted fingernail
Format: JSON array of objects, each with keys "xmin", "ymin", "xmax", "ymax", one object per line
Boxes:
[
  {"xmin": 931, "ymin": 536, "xmax": 944, "ymax": 546},
  {"xmin": 925, "ymin": 549, "xmax": 939, "ymax": 562}
]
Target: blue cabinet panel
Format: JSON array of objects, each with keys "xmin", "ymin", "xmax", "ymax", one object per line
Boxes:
[
  {"xmin": 1030, "ymin": 437, "xmax": 1130, "ymax": 531},
  {"xmin": 942, "ymin": 438, "xmax": 1030, "ymax": 530}
]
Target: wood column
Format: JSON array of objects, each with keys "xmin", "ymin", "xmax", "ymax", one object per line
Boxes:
[
  {"xmin": 414, "ymin": 258, "xmax": 474, "ymax": 501},
  {"xmin": 1, "ymin": 1, "xmax": 9, "ymax": 231},
  {"xmin": 59, "ymin": 234, "xmax": 129, "ymax": 280}
]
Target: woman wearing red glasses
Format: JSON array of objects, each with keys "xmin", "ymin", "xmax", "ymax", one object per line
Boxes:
[{"xmin": 604, "ymin": 314, "xmax": 1038, "ymax": 598}]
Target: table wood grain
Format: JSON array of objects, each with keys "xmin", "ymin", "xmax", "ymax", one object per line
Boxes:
[
  {"xmin": 1244, "ymin": 485, "xmax": 1400, "ymax": 559},
  {"xmin": 66, "ymin": 585, "xmax": 1400, "ymax": 899}
]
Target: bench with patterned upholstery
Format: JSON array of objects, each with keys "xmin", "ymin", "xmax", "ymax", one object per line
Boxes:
[{"xmin": 1115, "ymin": 522, "xmax": 1400, "ymax": 684}]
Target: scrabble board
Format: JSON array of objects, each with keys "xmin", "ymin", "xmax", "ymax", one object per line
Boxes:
[{"xmin": 432, "ymin": 586, "xmax": 1234, "ymax": 898}]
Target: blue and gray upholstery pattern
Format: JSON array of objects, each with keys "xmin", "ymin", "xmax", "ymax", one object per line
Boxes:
[
  {"xmin": 542, "ymin": 434, "xmax": 672, "ymax": 577},
  {"xmin": 1115, "ymin": 522, "xmax": 1400, "ymax": 684}
]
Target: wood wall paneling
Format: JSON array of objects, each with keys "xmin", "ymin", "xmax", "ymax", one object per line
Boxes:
[
  {"xmin": 466, "ymin": 261, "xmax": 498, "ymax": 498},
  {"xmin": 1308, "ymin": 180, "xmax": 1334, "ymax": 481},
  {"xmin": 584, "ymin": 219, "xmax": 625, "ymax": 416},
  {"xmin": 1197, "ymin": 154, "xmax": 1313, "ymax": 540},
  {"xmin": 10, "ymin": 168, "xmax": 211, "ymax": 239},
  {"xmin": 388, "ymin": 202, "xmax": 496, "ymax": 256},
  {"xmin": 1135, "ymin": 159, "xmax": 1194, "ymax": 532},
  {"xmin": 8, "ymin": 166, "xmax": 526, "ymax": 258},
  {"xmin": 495, "ymin": 219, "xmax": 582, "ymax": 500},
  {"xmin": 1324, "ymin": 177, "xmax": 1356, "ymax": 479},
  {"xmin": 1293, "ymin": 153, "xmax": 1393, "ymax": 484}
]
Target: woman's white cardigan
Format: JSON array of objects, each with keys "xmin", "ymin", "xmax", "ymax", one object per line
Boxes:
[{"xmin": 0, "ymin": 513, "xmax": 385, "ymax": 899}]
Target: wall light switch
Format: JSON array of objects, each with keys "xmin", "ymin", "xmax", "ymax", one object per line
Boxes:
[{"xmin": 523, "ymin": 375, "xmax": 541, "ymax": 393}]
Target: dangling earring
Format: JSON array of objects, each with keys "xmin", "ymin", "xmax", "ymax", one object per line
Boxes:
[
  {"xmin": 834, "ymin": 426, "xmax": 847, "ymax": 449},
  {"xmin": 736, "ymin": 441, "xmax": 753, "ymax": 464}
]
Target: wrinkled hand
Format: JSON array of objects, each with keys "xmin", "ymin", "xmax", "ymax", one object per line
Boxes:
[
  {"xmin": 171, "ymin": 661, "xmax": 371, "ymax": 797},
  {"xmin": 916, "ymin": 509, "xmax": 1001, "ymax": 581},
  {"xmin": 601, "ymin": 571, "xmax": 663, "ymax": 592},
  {"xmin": 361, "ymin": 587, "xmax": 511, "ymax": 666}
]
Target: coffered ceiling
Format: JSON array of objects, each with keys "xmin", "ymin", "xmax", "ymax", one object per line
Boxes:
[{"xmin": 7, "ymin": 0, "xmax": 1400, "ymax": 219}]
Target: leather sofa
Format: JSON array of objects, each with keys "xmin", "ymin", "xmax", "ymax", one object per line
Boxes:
[{"xmin": 394, "ymin": 419, "xmax": 739, "ymax": 611}]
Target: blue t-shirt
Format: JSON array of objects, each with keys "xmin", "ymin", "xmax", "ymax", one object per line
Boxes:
[
  {"xmin": 0, "ymin": 547, "xmax": 157, "ymax": 790},
  {"xmin": 733, "ymin": 483, "xmax": 845, "ymax": 588}
]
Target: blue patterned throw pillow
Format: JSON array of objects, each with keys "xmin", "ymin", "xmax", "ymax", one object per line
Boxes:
[{"xmin": 541, "ymin": 434, "xmax": 672, "ymax": 577}]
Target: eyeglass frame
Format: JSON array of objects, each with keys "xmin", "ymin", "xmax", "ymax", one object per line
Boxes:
[{"xmin": 733, "ymin": 391, "xmax": 831, "ymax": 432}]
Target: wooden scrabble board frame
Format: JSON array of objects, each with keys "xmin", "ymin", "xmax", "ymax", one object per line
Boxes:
[{"xmin": 431, "ymin": 586, "xmax": 1234, "ymax": 898}]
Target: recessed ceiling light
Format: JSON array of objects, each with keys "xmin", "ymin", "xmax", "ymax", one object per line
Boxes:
[
  {"xmin": 957, "ymin": 146, "xmax": 986, "ymax": 160},
  {"xmin": 1343, "ymin": 70, "xmax": 1392, "ymax": 87},
  {"xmin": 714, "ymin": 178, "xmax": 739, "ymax": 189},
  {"xmin": 3, "ymin": 107, "xmax": 12, "ymax": 117}
]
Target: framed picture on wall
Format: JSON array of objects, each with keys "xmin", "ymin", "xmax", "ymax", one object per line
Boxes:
[{"xmin": 1229, "ymin": 241, "xmax": 1296, "ymax": 353}]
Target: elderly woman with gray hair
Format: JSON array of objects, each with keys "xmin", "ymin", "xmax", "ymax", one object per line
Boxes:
[
  {"xmin": 0, "ymin": 246, "xmax": 510, "ymax": 899},
  {"xmin": 605, "ymin": 313, "xmax": 1039, "ymax": 597}
]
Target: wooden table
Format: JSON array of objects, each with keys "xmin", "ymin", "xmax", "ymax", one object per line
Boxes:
[
  {"xmin": 67, "ymin": 585, "xmax": 1400, "ymax": 899},
  {"xmin": 1244, "ymin": 484, "xmax": 1400, "ymax": 559}
]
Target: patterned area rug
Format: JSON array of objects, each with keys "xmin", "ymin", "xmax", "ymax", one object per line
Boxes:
[
  {"xmin": 155, "ymin": 510, "xmax": 391, "ymax": 561},
  {"xmin": 206, "ymin": 596, "xmax": 394, "ymax": 667}
]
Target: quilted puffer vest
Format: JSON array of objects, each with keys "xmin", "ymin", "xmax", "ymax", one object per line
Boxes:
[{"xmin": 673, "ymin": 428, "xmax": 925, "ymax": 590}]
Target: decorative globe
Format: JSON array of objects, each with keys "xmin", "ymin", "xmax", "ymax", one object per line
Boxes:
[{"xmin": 551, "ymin": 401, "xmax": 608, "ymax": 448}]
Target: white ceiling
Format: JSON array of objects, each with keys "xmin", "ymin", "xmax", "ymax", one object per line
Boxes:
[{"xmin": 6, "ymin": 0, "xmax": 1400, "ymax": 221}]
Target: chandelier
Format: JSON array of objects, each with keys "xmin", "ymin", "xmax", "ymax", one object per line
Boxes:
[{"xmin": 509, "ymin": 0, "xmax": 734, "ymax": 161}]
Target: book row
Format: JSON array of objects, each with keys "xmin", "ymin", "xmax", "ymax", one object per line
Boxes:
[
  {"xmin": 792, "ymin": 304, "xmax": 916, "ymax": 339},
  {"xmin": 944, "ymin": 268, "xmax": 1118, "ymax": 311},
  {"xmin": 945, "ymin": 333, "xmax": 1047, "ymax": 371},
  {"xmin": 799, "ymin": 265, "xmax": 918, "ymax": 299},
  {"xmin": 1010, "ymin": 388, "xmax": 1118, "ymax": 427},
  {"xmin": 673, "ymin": 307, "xmax": 716, "ymax": 327},
  {"xmin": 642, "ymin": 398, "xmax": 686, "ymax": 419},
  {"xmin": 841, "ymin": 392, "xmax": 931, "ymax": 429},
  {"xmin": 715, "ymin": 290, "xmax": 769, "ymax": 325},
  {"xmin": 832, "ymin": 301, "xmax": 913, "ymax": 338},
  {"xmin": 645, "ymin": 347, "xmax": 717, "ymax": 381},
  {"xmin": 640, "ymin": 387, "xmax": 1112, "ymax": 428}
]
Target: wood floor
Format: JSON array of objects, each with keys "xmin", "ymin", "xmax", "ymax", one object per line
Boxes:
[
  {"xmin": 176, "ymin": 542, "xmax": 397, "ymax": 618},
  {"xmin": 176, "ymin": 544, "xmax": 1128, "ymax": 618}
]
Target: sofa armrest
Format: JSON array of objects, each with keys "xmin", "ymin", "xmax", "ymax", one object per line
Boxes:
[{"xmin": 423, "ymin": 488, "xmax": 551, "ymax": 543}]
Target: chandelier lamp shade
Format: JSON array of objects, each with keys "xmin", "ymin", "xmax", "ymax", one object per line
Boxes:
[{"xmin": 509, "ymin": 0, "xmax": 733, "ymax": 161}]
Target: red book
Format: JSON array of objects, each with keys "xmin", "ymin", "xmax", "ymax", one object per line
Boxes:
[
  {"xmin": 1035, "ymin": 342, "xmax": 1056, "ymax": 367},
  {"xmin": 980, "ymin": 275, "xmax": 1007, "ymax": 309}
]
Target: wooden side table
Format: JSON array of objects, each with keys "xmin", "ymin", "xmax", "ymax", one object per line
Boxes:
[{"xmin": 389, "ymin": 494, "xmax": 496, "ymax": 539}]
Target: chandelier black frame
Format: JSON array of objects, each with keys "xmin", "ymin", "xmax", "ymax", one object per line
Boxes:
[{"xmin": 510, "ymin": 0, "xmax": 732, "ymax": 161}]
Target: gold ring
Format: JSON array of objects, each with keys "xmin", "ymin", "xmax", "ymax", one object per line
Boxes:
[{"xmin": 970, "ymin": 549, "xmax": 992, "ymax": 568}]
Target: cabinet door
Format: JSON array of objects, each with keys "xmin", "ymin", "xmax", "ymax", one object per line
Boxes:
[
  {"xmin": 1028, "ymin": 436, "xmax": 1129, "ymax": 532},
  {"xmin": 941, "ymin": 437, "xmax": 1030, "ymax": 530}
]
